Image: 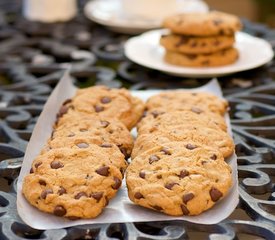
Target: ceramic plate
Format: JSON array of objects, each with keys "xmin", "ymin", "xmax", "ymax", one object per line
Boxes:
[{"xmin": 124, "ymin": 29, "xmax": 274, "ymax": 77}]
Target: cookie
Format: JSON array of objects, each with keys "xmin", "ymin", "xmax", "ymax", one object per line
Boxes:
[
  {"xmin": 160, "ymin": 34, "xmax": 235, "ymax": 54},
  {"xmin": 164, "ymin": 47, "xmax": 239, "ymax": 67},
  {"xmin": 146, "ymin": 91, "xmax": 228, "ymax": 116},
  {"xmin": 126, "ymin": 141, "xmax": 232, "ymax": 216},
  {"xmin": 138, "ymin": 111, "xmax": 227, "ymax": 135},
  {"xmin": 63, "ymin": 86, "xmax": 145, "ymax": 130},
  {"xmin": 132, "ymin": 123, "xmax": 235, "ymax": 159},
  {"xmin": 142, "ymin": 107, "xmax": 227, "ymax": 132},
  {"xmin": 53, "ymin": 114, "xmax": 133, "ymax": 158},
  {"xmin": 23, "ymin": 147, "xmax": 124, "ymax": 219},
  {"xmin": 163, "ymin": 11, "xmax": 242, "ymax": 36}
]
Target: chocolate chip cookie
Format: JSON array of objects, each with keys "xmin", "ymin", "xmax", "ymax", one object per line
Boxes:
[
  {"xmin": 126, "ymin": 141, "xmax": 232, "ymax": 216},
  {"xmin": 163, "ymin": 11, "xmax": 242, "ymax": 36},
  {"xmin": 160, "ymin": 34, "xmax": 235, "ymax": 54}
]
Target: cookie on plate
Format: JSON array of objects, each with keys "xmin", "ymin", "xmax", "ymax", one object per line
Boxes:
[
  {"xmin": 164, "ymin": 47, "xmax": 239, "ymax": 67},
  {"xmin": 163, "ymin": 11, "xmax": 242, "ymax": 36},
  {"xmin": 160, "ymin": 34, "xmax": 235, "ymax": 54}
]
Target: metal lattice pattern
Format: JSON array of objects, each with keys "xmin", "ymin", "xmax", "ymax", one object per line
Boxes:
[{"xmin": 0, "ymin": 1, "xmax": 275, "ymax": 239}]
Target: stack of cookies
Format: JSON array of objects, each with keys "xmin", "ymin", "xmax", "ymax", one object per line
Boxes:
[
  {"xmin": 22, "ymin": 86, "xmax": 145, "ymax": 219},
  {"xmin": 126, "ymin": 91, "xmax": 234, "ymax": 216},
  {"xmin": 160, "ymin": 11, "xmax": 242, "ymax": 67}
]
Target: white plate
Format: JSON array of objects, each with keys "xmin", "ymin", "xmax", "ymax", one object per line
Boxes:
[
  {"xmin": 84, "ymin": 0, "xmax": 208, "ymax": 34},
  {"xmin": 124, "ymin": 30, "xmax": 274, "ymax": 78}
]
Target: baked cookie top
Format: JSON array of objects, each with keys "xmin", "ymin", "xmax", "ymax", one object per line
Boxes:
[
  {"xmin": 61, "ymin": 86, "xmax": 145, "ymax": 130},
  {"xmin": 163, "ymin": 11, "xmax": 242, "ymax": 36},
  {"xmin": 126, "ymin": 141, "xmax": 232, "ymax": 216},
  {"xmin": 53, "ymin": 113, "xmax": 133, "ymax": 158},
  {"xmin": 146, "ymin": 91, "xmax": 228, "ymax": 116}
]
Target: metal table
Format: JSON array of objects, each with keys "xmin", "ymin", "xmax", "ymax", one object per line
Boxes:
[{"xmin": 0, "ymin": 1, "xmax": 274, "ymax": 239}]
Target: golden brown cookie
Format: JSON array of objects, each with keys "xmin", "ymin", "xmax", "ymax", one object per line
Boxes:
[
  {"xmin": 146, "ymin": 91, "xmax": 228, "ymax": 116},
  {"xmin": 126, "ymin": 141, "xmax": 232, "ymax": 216},
  {"xmin": 164, "ymin": 47, "xmax": 239, "ymax": 67},
  {"xmin": 62, "ymin": 86, "xmax": 145, "ymax": 130},
  {"xmin": 53, "ymin": 113, "xmax": 134, "ymax": 158},
  {"xmin": 160, "ymin": 34, "xmax": 235, "ymax": 54},
  {"xmin": 23, "ymin": 147, "xmax": 124, "ymax": 219},
  {"xmin": 163, "ymin": 11, "xmax": 242, "ymax": 36}
]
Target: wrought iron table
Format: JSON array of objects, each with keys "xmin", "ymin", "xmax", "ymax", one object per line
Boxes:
[{"xmin": 0, "ymin": 1, "xmax": 274, "ymax": 239}]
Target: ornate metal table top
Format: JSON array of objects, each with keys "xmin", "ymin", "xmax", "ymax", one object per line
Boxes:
[{"xmin": 0, "ymin": 1, "xmax": 274, "ymax": 239}]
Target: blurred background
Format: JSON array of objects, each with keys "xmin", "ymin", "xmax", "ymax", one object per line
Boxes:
[{"xmin": 205, "ymin": 0, "xmax": 275, "ymax": 27}]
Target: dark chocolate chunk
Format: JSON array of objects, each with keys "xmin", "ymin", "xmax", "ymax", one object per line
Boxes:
[
  {"xmin": 39, "ymin": 180, "xmax": 46, "ymax": 186},
  {"xmin": 152, "ymin": 205, "xmax": 163, "ymax": 211},
  {"xmin": 191, "ymin": 42, "xmax": 198, "ymax": 48},
  {"xmin": 139, "ymin": 171, "xmax": 146, "ymax": 179},
  {"xmin": 182, "ymin": 193, "xmax": 195, "ymax": 204},
  {"xmin": 100, "ymin": 143, "xmax": 112, "ymax": 148},
  {"xmin": 58, "ymin": 187, "xmax": 67, "ymax": 195},
  {"xmin": 79, "ymin": 128, "xmax": 88, "ymax": 132},
  {"xmin": 178, "ymin": 170, "xmax": 189, "ymax": 179},
  {"xmin": 53, "ymin": 205, "xmax": 67, "ymax": 216},
  {"xmin": 100, "ymin": 120, "xmax": 110, "ymax": 128},
  {"xmin": 181, "ymin": 204, "xmax": 190, "ymax": 215},
  {"xmin": 112, "ymin": 177, "xmax": 122, "ymax": 189},
  {"xmin": 210, "ymin": 187, "xmax": 223, "ymax": 202},
  {"xmin": 134, "ymin": 192, "xmax": 144, "ymax": 199},
  {"xmin": 41, "ymin": 189, "xmax": 53, "ymax": 199},
  {"xmin": 165, "ymin": 182, "xmax": 178, "ymax": 190},
  {"xmin": 63, "ymin": 99, "xmax": 72, "ymax": 105},
  {"xmin": 50, "ymin": 160, "xmax": 64, "ymax": 169},
  {"xmin": 160, "ymin": 147, "xmax": 171, "ymax": 155},
  {"xmin": 94, "ymin": 105, "xmax": 104, "ymax": 112},
  {"xmin": 211, "ymin": 154, "xmax": 217, "ymax": 160},
  {"xmin": 185, "ymin": 144, "xmax": 197, "ymax": 150},
  {"xmin": 30, "ymin": 167, "xmax": 34, "ymax": 174},
  {"xmin": 96, "ymin": 166, "xmax": 110, "ymax": 176},
  {"xmin": 91, "ymin": 192, "xmax": 103, "ymax": 202},
  {"xmin": 74, "ymin": 192, "xmax": 88, "ymax": 200},
  {"xmin": 101, "ymin": 97, "xmax": 111, "ymax": 104},
  {"xmin": 67, "ymin": 133, "xmax": 75, "ymax": 137},
  {"xmin": 175, "ymin": 36, "xmax": 189, "ymax": 47},
  {"xmin": 58, "ymin": 105, "xmax": 69, "ymax": 118},
  {"xmin": 35, "ymin": 162, "xmax": 42, "ymax": 168},
  {"xmin": 149, "ymin": 155, "xmax": 160, "ymax": 164}
]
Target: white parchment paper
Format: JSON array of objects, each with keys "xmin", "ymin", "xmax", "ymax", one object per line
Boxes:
[{"xmin": 17, "ymin": 70, "xmax": 239, "ymax": 230}]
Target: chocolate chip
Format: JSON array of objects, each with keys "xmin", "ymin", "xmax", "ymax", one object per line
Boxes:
[
  {"xmin": 149, "ymin": 155, "xmax": 160, "ymax": 164},
  {"xmin": 134, "ymin": 192, "xmax": 144, "ymax": 199},
  {"xmin": 76, "ymin": 142, "xmax": 89, "ymax": 148},
  {"xmin": 39, "ymin": 180, "xmax": 46, "ymax": 186},
  {"xmin": 75, "ymin": 192, "xmax": 88, "ymax": 199},
  {"xmin": 191, "ymin": 107, "xmax": 202, "ymax": 114},
  {"xmin": 119, "ymin": 146, "xmax": 128, "ymax": 158},
  {"xmin": 100, "ymin": 120, "xmax": 110, "ymax": 128},
  {"xmin": 185, "ymin": 144, "xmax": 197, "ymax": 150},
  {"xmin": 100, "ymin": 143, "xmax": 112, "ymax": 148},
  {"xmin": 58, "ymin": 105, "xmax": 68, "ymax": 117},
  {"xmin": 211, "ymin": 154, "xmax": 217, "ymax": 160},
  {"xmin": 79, "ymin": 128, "xmax": 87, "ymax": 132},
  {"xmin": 157, "ymin": 175, "xmax": 162, "ymax": 179},
  {"xmin": 96, "ymin": 166, "xmax": 110, "ymax": 176},
  {"xmin": 63, "ymin": 99, "xmax": 72, "ymax": 105},
  {"xmin": 175, "ymin": 36, "xmax": 189, "ymax": 47},
  {"xmin": 165, "ymin": 182, "xmax": 178, "ymax": 190},
  {"xmin": 67, "ymin": 133, "xmax": 75, "ymax": 137},
  {"xmin": 120, "ymin": 167, "xmax": 125, "ymax": 175},
  {"xmin": 181, "ymin": 204, "xmax": 190, "ymax": 215},
  {"xmin": 191, "ymin": 42, "xmax": 197, "ymax": 48},
  {"xmin": 58, "ymin": 187, "xmax": 66, "ymax": 195},
  {"xmin": 112, "ymin": 177, "xmax": 122, "ymax": 189},
  {"xmin": 152, "ymin": 205, "xmax": 163, "ymax": 211},
  {"xmin": 50, "ymin": 160, "xmax": 64, "ymax": 169},
  {"xmin": 213, "ymin": 40, "xmax": 220, "ymax": 46},
  {"xmin": 183, "ymin": 193, "xmax": 194, "ymax": 204},
  {"xmin": 35, "ymin": 162, "xmax": 42, "ymax": 168},
  {"xmin": 41, "ymin": 189, "xmax": 53, "ymax": 199},
  {"xmin": 160, "ymin": 147, "xmax": 171, "ymax": 155},
  {"xmin": 104, "ymin": 196, "xmax": 109, "ymax": 206},
  {"xmin": 29, "ymin": 167, "xmax": 34, "ymax": 173},
  {"xmin": 178, "ymin": 170, "xmax": 189, "ymax": 179},
  {"xmin": 210, "ymin": 187, "xmax": 223, "ymax": 202},
  {"xmin": 94, "ymin": 105, "xmax": 104, "ymax": 112},
  {"xmin": 91, "ymin": 192, "xmax": 103, "ymax": 202},
  {"xmin": 186, "ymin": 54, "xmax": 197, "ymax": 60},
  {"xmin": 139, "ymin": 171, "xmax": 146, "ymax": 179},
  {"xmin": 202, "ymin": 161, "xmax": 207, "ymax": 165},
  {"xmin": 53, "ymin": 205, "xmax": 67, "ymax": 216},
  {"xmin": 101, "ymin": 97, "xmax": 111, "ymax": 104},
  {"xmin": 151, "ymin": 110, "xmax": 162, "ymax": 118}
]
